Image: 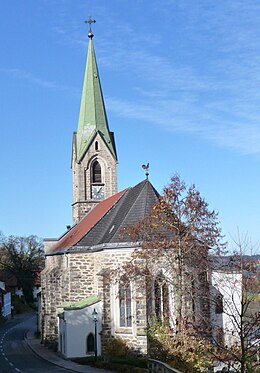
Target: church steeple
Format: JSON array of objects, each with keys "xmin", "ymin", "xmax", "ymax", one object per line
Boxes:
[
  {"xmin": 76, "ymin": 29, "xmax": 117, "ymax": 162},
  {"xmin": 72, "ymin": 20, "xmax": 118, "ymax": 224}
]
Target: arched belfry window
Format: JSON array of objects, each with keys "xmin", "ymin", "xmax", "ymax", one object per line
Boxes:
[{"xmin": 92, "ymin": 161, "xmax": 102, "ymax": 183}]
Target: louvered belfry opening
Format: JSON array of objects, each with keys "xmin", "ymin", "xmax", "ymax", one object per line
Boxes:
[{"xmin": 92, "ymin": 161, "xmax": 101, "ymax": 183}]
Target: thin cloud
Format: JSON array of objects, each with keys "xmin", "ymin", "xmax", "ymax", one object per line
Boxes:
[
  {"xmin": 107, "ymin": 96, "xmax": 260, "ymax": 156},
  {"xmin": 6, "ymin": 0, "xmax": 259, "ymax": 156},
  {"xmin": 1, "ymin": 68, "xmax": 78, "ymax": 95},
  {"xmin": 99, "ymin": 1, "xmax": 260, "ymax": 157},
  {"xmin": 2, "ymin": 68, "xmax": 58, "ymax": 89}
]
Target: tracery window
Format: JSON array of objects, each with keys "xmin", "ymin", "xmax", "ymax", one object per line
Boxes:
[
  {"xmin": 119, "ymin": 281, "xmax": 132, "ymax": 327},
  {"xmin": 92, "ymin": 161, "xmax": 101, "ymax": 183},
  {"xmin": 154, "ymin": 276, "xmax": 169, "ymax": 319}
]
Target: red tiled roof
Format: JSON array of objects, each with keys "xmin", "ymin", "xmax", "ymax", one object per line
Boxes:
[
  {"xmin": 0, "ymin": 270, "xmax": 17, "ymax": 287},
  {"xmin": 0, "ymin": 270, "xmax": 41, "ymax": 287},
  {"xmin": 50, "ymin": 189, "xmax": 128, "ymax": 252}
]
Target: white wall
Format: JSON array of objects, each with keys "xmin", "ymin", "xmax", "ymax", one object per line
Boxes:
[
  {"xmin": 2, "ymin": 292, "xmax": 11, "ymax": 318},
  {"xmin": 0, "ymin": 281, "xmax": 5, "ymax": 290},
  {"xmin": 211, "ymin": 271, "xmax": 242, "ymax": 346},
  {"xmin": 59, "ymin": 301, "xmax": 102, "ymax": 358},
  {"xmin": 15, "ymin": 286, "xmax": 41, "ymax": 300},
  {"xmin": 33, "ymin": 286, "xmax": 41, "ymax": 300}
]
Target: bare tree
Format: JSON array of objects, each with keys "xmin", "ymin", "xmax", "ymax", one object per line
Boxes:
[
  {"xmin": 122, "ymin": 174, "xmax": 224, "ymax": 325},
  {"xmin": 116, "ymin": 176, "xmax": 260, "ymax": 372},
  {"xmin": 115, "ymin": 174, "xmax": 225, "ymax": 371},
  {"xmin": 209, "ymin": 236, "xmax": 260, "ymax": 373},
  {"xmin": 0, "ymin": 235, "xmax": 44, "ymax": 305}
]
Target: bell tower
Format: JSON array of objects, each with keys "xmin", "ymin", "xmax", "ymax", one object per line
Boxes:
[{"xmin": 72, "ymin": 18, "xmax": 118, "ymax": 224}]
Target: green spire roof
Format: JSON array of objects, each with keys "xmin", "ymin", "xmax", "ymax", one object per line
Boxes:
[{"xmin": 76, "ymin": 38, "xmax": 117, "ymax": 161}]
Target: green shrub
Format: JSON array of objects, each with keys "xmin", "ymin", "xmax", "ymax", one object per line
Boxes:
[
  {"xmin": 12, "ymin": 295, "xmax": 30, "ymax": 314},
  {"xmin": 105, "ymin": 337, "xmax": 131, "ymax": 357},
  {"xmin": 73, "ymin": 355, "xmax": 148, "ymax": 373},
  {"xmin": 147, "ymin": 317, "xmax": 213, "ymax": 373}
]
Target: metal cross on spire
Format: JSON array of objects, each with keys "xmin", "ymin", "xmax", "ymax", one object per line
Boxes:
[{"xmin": 85, "ymin": 16, "xmax": 96, "ymax": 39}]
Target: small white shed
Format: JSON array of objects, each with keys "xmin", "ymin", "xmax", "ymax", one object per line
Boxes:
[
  {"xmin": 58, "ymin": 295, "xmax": 102, "ymax": 359},
  {"xmin": 211, "ymin": 271, "xmax": 242, "ymax": 346},
  {"xmin": 0, "ymin": 282, "xmax": 11, "ymax": 319}
]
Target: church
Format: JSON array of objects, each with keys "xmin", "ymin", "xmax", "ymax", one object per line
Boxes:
[
  {"xmin": 41, "ymin": 21, "xmax": 233, "ymax": 360},
  {"xmin": 41, "ymin": 22, "xmax": 163, "ymax": 357}
]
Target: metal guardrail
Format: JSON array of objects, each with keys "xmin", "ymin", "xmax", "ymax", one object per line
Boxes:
[{"xmin": 148, "ymin": 358, "xmax": 183, "ymax": 373}]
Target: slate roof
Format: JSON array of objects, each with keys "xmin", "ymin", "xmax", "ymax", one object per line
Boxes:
[
  {"xmin": 210, "ymin": 255, "xmax": 260, "ymax": 271},
  {"xmin": 49, "ymin": 179, "xmax": 160, "ymax": 254},
  {"xmin": 50, "ymin": 189, "xmax": 127, "ymax": 252}
]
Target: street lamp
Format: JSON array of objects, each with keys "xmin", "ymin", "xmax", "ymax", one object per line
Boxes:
[{"xmin": 92, "ymin": 308, "xmax": 98, "ymax": 361}]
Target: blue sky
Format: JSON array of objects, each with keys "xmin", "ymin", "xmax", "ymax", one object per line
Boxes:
[{"xmin": 0, "ymin": 0, "xmax": 260, "ymax": 252}]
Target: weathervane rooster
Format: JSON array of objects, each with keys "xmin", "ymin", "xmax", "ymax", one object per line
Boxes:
[{"xmin": 142, "ymin": 163, "xmax": 150, "ymax": 179}]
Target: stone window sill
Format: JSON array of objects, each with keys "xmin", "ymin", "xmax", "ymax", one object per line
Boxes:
[{"xmin": 115, "ymin": 327, "xmax": 133, "ymax": 335}]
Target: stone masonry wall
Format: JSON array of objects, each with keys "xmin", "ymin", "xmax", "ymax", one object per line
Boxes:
[
  {"xmin": 41, "ymin": 254, "xmax": 70, "ymax": 345},
  {"xmin": 41, "ymin": 246, "xmax": 209, "ymax": 354},
  {"xmin": 41, "ymin": 246, "xmax": 148, "ymax": 354},
  {"xmin": 72, "ymin": 132, "xmax": 117, "ymax": 224}
]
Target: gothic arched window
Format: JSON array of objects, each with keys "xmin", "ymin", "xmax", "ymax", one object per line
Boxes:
[
  {"xmin": 162, "ymin": 283, "xmax": 170, "ymax": 318},
  {"xmin": 95, "ymin": 141, "xmax": 99, "ymax": 151},
  {"xmin": 92, "ymin": 161, "xmax": 101, "ymax": 183},
  {"xmin": 86, "ymin": 333, "xmax": 94, "ymax": 353},
  {"xmin": 154, "ymin": 276, "xmax": 169, "ymax": 320},
  {"xmin": 119, "ymin": 281, "xmax": 132, "ymax": 327},
  {"xmin": 215, "ymin": 293, "xmax": 223, "ymax": 314},
  {"xmin": 154, "ymin": 279, "xmax": 162, "ymax": 318}
]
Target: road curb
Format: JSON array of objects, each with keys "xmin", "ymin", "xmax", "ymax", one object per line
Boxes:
[
  {"xmin": 25, "ymin": 328, "xmax": 114, "ymax": 373},
  {"xmin": 25, "ymin": 329, "xmax": 85, "ymax": 372}
]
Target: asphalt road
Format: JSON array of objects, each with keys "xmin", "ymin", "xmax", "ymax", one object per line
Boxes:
[{"xmin": 0, "ymin": 313, "xmax": 72, "ymax": 373}]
